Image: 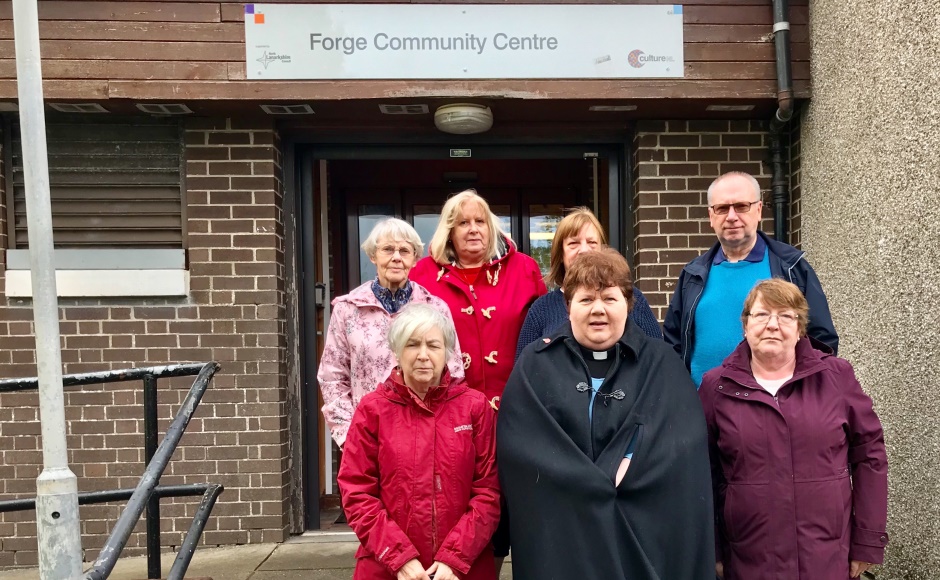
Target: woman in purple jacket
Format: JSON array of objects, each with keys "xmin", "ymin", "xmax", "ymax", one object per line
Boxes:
[{"xmin": 699, "ymin": 279, "xmax": 888, "ymax": 580}]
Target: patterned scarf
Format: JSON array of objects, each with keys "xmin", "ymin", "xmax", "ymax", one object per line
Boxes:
[{"xmin": 371, "ymin": 278, "xmax": 413, "ymax": 314}]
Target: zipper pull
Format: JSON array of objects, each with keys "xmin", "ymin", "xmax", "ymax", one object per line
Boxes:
[{"xmin": 469, "ymin": 284, "xmax": 478, "ymax": 300}]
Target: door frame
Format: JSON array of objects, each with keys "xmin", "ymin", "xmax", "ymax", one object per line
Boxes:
[{"xmin": 290, "ymin": 141, "xmax": 632, "ymax": 530}]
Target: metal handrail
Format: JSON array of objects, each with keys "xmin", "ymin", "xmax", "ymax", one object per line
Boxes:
[{"xmin": 0, "ymin": 362, "xmax": 223, "ymax": 579}]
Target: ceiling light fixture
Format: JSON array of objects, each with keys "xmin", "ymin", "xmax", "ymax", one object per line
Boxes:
[{"xmin": 434, "ymin": 103, "xmax": 493, "ymax": 135}]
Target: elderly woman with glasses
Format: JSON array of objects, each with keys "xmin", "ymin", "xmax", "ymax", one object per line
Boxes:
[
  {"xmin": 318, "ymin": 218, "xmax": 464, "ymax": 449},
  {"xmin": 338, "ymin": 304, "xmax": 500, "ymax": 580},
  {"xmin": 699, "ymin": 279, "xmax": 888, "ymax": 580},
  {"xmin": 498, "ymin": 248, "xmax": 715, "ymax": 580}
]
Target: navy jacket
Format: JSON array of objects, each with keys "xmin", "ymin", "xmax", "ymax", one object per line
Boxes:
[{"xmin": 663, "ymin": 231, "xmax": 839, "ymax": 369}]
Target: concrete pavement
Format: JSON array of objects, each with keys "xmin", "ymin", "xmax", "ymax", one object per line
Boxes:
[{"xmin": 0, "ymin": 532, "xmax": 515, "ymax": 580}]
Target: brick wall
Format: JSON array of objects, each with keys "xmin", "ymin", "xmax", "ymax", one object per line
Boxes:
[
  {"xmin": 0, "ymin": 117, "xmax": 291, "ymax": 566},
  {"xmin": 632, "ymin": 120, "xmax": 775, "ymax": 321}
]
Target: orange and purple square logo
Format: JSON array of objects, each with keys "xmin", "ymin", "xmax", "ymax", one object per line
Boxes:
[{"xmin": 245, "ymin": 4, "xmax": 265, "ymax": 24}]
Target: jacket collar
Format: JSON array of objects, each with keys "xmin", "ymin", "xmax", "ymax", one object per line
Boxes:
[
  {"xmin": 719, "ymin": 335, "xmax": 833, "ymax": 387},
  {"xmin": 441, "ymin": 236, "xmax": 516, "ymax": 271},
  {"xmin": 684, "ymin": 231, "xmax": 805, "ymax": 278},
  {"xmin": 379, "ymin": 368, "xmax": 468, "ymax": 407},
  {"xmin": 535, "ymin": 318, "xmax": 644, "ymax": 360},
  {"xmin": 333, "ymin": 280, "xmax": 432, "ymax": 309}
]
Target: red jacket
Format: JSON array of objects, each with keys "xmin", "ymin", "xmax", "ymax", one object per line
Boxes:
[
  {"xmin": 410, "ymin": 239, "xmax": 546, "ymax": 404},
  {"xmin": 699, "ymin": 338, "xmax": 888, "ymax": 580},
  {"xmin": 337, "ymin": 370, "xmax": 500, "ymax": 580}
]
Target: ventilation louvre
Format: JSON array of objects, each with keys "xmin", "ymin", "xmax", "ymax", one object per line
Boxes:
[
  {"xmin": 260, "ymin": 104, "xmax": 315, "ymax": 115},
  {"xmin": 379, "ymin": 104, "xmax": 430, "ymax": 115},
  {"xmin": 136, "ymin": 103, "xmax": 193, "ymax": 115},
  {"xmin": 49, "ymin": 103, "xmax": 109, "ymax": 114}
]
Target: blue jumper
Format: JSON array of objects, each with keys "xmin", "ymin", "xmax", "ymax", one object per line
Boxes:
[{"xmin": 690, "ymin": 249, "xmax": 771, "ymax": 386}]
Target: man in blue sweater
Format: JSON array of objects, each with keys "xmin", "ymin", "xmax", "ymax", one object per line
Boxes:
[{"xmin": 663, "ymin": 171, "xmax": 839, "ymax": 387}]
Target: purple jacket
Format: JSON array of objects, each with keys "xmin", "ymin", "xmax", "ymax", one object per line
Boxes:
[{"xmin": 699, "ymin": 338, "xmax": 888, "ymax": 580}]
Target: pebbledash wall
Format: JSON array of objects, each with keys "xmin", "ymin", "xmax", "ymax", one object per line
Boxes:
[
  {"xmin": 801, "ymin": 2, "xmax": 940, "ymax": 578},
  {"xmin": 0, "ymin": 119, "xmax": 299, "ymax": 566}
]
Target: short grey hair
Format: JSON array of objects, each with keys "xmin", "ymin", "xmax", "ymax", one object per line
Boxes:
[
  {"xmin": 706, "ymin": 171, "xmax": 763, "ymax": 205},
  {"xmin": 361, "ymin": 218, "xmax": 425, "ymax": 259},
  {"xmin": 388, "ymin": 304, "xmax": 457, "ymax": 361}
]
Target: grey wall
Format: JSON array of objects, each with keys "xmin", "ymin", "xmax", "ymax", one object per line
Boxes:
[{"xmin": 801, "ymin": 2, "xmax": 940, "ymax": 578}]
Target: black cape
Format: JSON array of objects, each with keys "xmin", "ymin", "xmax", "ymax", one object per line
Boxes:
[{"xmin": 497, "ymin": 321, "xmax": 715, "ymax": 580}]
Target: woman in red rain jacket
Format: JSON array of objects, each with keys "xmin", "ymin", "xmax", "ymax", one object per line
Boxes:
[
  {"xmin": 409, "ymin": 189, "xmax": 547, "ymax": 409},
  {"xmin": 699, "ymin": 279, "xmax": 888, "ymax": 580},
  {"xmin": 338, "ymin": 303, "xmax": 500, "ymax": 580}
]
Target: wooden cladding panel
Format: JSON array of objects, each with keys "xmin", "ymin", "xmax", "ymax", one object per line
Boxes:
[
  {"xmin": 9, "ymin": 120, "xmax": 184, "ymax": 248},
  {"xmin": 0, "ymin": 2, "xmax": 221, "ymax": 22},
  {"xmin": 0, "ymin": 1, "xmax": 811, "ymax": 100}
]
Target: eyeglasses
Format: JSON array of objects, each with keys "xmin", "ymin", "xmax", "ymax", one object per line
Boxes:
[
  {"xmin": 709, "ymin": 201, "xmax": 760, "ymax": 215},
  {"xmin": 747, "ymin": 311, "xmax": 799, "ymax": 326},
  {"xmin": 377, "ymin": 245, "xmax": 414, "ymax": 257}
]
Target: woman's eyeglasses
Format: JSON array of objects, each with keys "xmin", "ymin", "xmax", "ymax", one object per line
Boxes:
[
  {"xmin": 377, "ymin": 245, "xmax": 414, "ymax": 257},
  {"xmin": 709, "ymin": 201, "xmax": 759, "ymax": 215},
  {"xmin": 747, "ymin": 311, "xmax": 799, "ymax": 325}
]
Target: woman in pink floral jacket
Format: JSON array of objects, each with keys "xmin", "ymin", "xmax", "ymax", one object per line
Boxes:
[{"xmin": 317, "ymin": 218, "xmax": 464, "ymax": 448}]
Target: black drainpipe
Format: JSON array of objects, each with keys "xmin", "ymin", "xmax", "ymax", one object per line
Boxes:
[{"xmin": 769, "ymin": 0, "xmax": 793, "ymax": 242}]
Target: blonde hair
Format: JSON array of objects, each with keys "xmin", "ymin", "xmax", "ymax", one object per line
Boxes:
[
  {"xmin": 428, "ymin": 190, "xmax": 511, "ymax": 264},
  {"xmin": 547, "ymin": 207, "xmax": 607, "ymax": 288}
]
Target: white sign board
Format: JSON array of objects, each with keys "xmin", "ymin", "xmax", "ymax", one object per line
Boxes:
[{"xmin": 244, "ymin": 4, "xmax": 684, "ymax": 80}]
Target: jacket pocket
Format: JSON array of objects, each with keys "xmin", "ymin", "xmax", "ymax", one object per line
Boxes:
[
  {"xmin": 722, "ymin": 482, "xmax": 771, "ymax": 543},
  {"xmin": 794, "ymin": 471, "xmax": 850, "ymax": 542}
]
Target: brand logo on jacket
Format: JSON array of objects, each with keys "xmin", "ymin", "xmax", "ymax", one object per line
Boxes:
[{"xmin": 454, "ymin": 424, "xmax": 473, "ymax": 433}]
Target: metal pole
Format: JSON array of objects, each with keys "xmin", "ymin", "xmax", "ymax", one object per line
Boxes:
[
  {"xmin": 11, "ymin": 0, "xmax": 83, "ymax": 578},
  {"xmin": 143, "ymin": 374, "xmax": 161, "ymax": 579}
]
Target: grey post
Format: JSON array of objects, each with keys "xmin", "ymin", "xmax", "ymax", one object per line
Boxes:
[{"xmin": 12, "ymin": 0, "xmax": 84, "ymax": 577}]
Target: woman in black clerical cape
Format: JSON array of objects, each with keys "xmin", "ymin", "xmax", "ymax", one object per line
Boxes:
[{"xmin": 497, "ymin": 248, "xmax": 715, "ymax": 580}]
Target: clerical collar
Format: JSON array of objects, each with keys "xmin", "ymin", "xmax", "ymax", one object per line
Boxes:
[
  {"xmin": 713, "ymin": 234, "xmax": 767, "ymax": 264},
  {"xmin": 579, "ymin": 344, "xmax": 616, "ymax": 379},
  {"xmin": 371, "ymin": 279, "xmax": 413, "ymax": 314}
]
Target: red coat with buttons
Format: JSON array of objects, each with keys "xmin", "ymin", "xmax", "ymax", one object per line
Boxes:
[
  {"xmin": 337, "ymin": 370, "xmax": 500, "ymax": 580},
  {"xmin": 410, "ymin": 239, "xmax": 546, "ymax": 405},
  {"xmin": 699, "ymin": 337, "xmax": 888, "ymax": 580}
]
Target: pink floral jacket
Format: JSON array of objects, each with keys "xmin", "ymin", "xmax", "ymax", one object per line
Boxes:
[{"xmin": 317, "ymin": 280, "xmax": 465, "ymax": 447}]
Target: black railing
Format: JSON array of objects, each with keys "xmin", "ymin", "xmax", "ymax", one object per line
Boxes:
[{"xmin": 0, "ymin": 362, "xmax": 223, "ymax": 580}]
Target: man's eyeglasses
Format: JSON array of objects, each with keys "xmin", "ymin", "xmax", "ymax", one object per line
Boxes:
[
  {"xmin": 377, "ymin": 245, "xmax": 414, "ymax": 257},
  {"xmin": 747, "ymin": 311, "xmax": 799, "ymax": 326},
  {"xmin": 709, "ymin": 201, "xmax": 760, "ymax": 215}
]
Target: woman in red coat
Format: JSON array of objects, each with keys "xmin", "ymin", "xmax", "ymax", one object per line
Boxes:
[
  {"xmin": 699, "ymin": 279, "xmax": 888, "ymax": 580},
  {"xmin": 338, "ymin": 303, "xmax": 500, "ymax": 580},
  {"xmin": 409, "ymin": 189, "xmax": 547, "ymax": 409}
]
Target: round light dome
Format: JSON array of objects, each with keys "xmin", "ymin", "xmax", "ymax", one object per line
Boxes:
[{"xmin": 434, "ymin": 103, "xmax": 493, "ymax": 135}]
